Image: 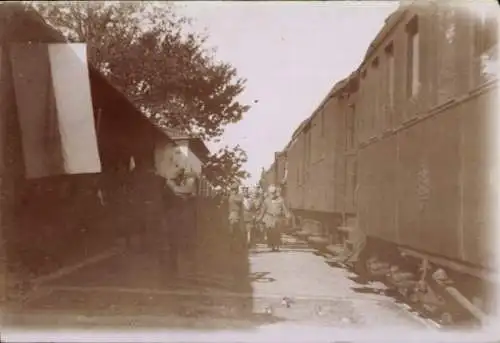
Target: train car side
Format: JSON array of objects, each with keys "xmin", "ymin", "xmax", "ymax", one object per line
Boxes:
[
  {"xmin": 354, "ymin": 2, "xmax": 497, "ymax": 268},
  {"xmin": 284, "ymin": 78, "xmax": 357, "ymax": 237},
  {"xmin": 265, "ymin": 1, "xmax": 498, "ymax": 324},
  {"xmin": 350, "ymin": 2, "xmax": 498, "ymax": 323}
]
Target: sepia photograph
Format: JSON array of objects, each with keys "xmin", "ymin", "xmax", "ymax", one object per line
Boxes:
[{"xmin": 0, "ymin": 0, "xmax": 499, "ymax": 342}]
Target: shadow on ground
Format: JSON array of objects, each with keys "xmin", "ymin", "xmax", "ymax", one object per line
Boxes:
[{"xmin": 5, "ymin": 207, "xmax": 291, "ymax": 329}]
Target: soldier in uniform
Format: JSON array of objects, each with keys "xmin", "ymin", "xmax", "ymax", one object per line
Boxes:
[
  {"xmin": 129, "ymin": 163, "xmax": 164, "ymax": 252},
  {"xmin": 252, "ymin": 187, "xmax": 265, "ymax": 243},
  {"xmin": 227, "ymin": 183, "xmax": 244, "ymax": 251},
  {"xmin": 161, "ymin": 168, "xmax": 198, "ymax": 279},
  {"xmin": 242, "ymin": 187, "xmax": 256, "ymax": 247},
  {"xmin": 256, "ymin": 184, "xmax": 291, "ymax": 251}
]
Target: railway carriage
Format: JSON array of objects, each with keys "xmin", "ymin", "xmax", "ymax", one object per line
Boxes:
[{"xmin": 263, "ymin": 1, "xmax": 498, "ymax": 324}]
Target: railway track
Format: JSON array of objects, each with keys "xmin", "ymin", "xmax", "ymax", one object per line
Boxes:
[{"xmin": 287, "ymin": 232, "xmax": 485, "ymax": 330}]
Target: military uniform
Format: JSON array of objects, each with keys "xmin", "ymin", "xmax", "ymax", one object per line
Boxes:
[
  {"xmin": 242, "ymin": 194, "xmax": 256, "ymax": 246},
  {"xmin": 258, "ymin": 193, "xmax": 290, "ymax": 251},
  {"xmin": 228, "ymin": 187, "xmax": 245, "ymax": 251},
  {"xmin": 252, "ymin": 194, "xmax": 265, "ymax": 242},
  {"xmin": 129, "ymin": 168, "xmax": 164, "ymax": 251},
  {"xmin": 161, "ymin": 171, "xmax": 198, "ymax": 278}
]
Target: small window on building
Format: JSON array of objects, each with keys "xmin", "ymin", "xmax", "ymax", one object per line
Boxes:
[
  {"xmin": 372, "ymin": 57, "xmax": 379, "ymax": 68},
  {"xmin": 385, "ymin": 43, "xmax": 395, "ymax": 108},
  {"xmin": 406, "ymin": 16, "xmax": 420, "ymax": 98}
]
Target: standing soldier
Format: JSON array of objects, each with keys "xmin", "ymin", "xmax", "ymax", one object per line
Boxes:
[
  {"xmin": 256, "ymin": 184, "xmax": 291, "ymax": 251},
  {"xmin": 129, "ymin": 163, "xmax": 164, "ymax": 252},
  {"xmin": 252, "ymin": 187, "xmax": 265, "ymax": 243},
  {"xmin": 242, "ymin": 187, "xmax": 256, "ymax": 247},
  {"xmin": 162, "ymin": 168, "xmax": 198, "ymax": 279},
  {"xmin": 227, "ymin": 183, "xmax": 244, "ymax": 251}
]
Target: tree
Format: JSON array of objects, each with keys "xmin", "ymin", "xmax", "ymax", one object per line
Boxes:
[
  {"xmin": 29, "ymin": 1, "xmax": 251, "ymax": 185},
  {"xmin": 203, "ymin": 145, "xmax": 250, "ymax": 192}
]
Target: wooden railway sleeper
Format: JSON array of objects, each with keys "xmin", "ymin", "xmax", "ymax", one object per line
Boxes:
[
  {"xmin": 366, "ymin": 256, "xmax": 391, "ymax": 277},
  {"xmin": 386, "ymin": 265, "xmax": 418, "ymax": 298},
  {"xmin": 404, "ymin": 251, "xmax": 489, "ymax": 325},
  {"xmin": 431, "ymin": 268, "xmax": 489, "ymax": 325}
]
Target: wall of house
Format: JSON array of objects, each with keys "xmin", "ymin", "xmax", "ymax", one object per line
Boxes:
[{"xmin": 155, "ymin": 139, "xmax": 202, "ymax": 179}]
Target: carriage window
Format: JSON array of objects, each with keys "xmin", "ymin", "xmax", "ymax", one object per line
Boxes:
[
  {"xmin": 385, "ymin": 43, "xmax": 395, "ymax": 108},
  {"xmin": 406, "ymin": 16, "xmax": 420, "ymax": 98},
  {"xmin": 474, "ymin": 6, "xmax": 498, "ymax": 83},
  {"xmin": 474, "ymin": 6, "xmax": 498, "ymax": 57},
  {"xmin": 371, "ymin": 57, "xmax": 380, "ymax": 134},
  {"xmin": 346, "ymin": 104, "xmax": 356, "ymax": 150}
]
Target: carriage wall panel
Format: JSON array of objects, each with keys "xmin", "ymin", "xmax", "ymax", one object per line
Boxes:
[
  {"xmin": 363, "ymin": 135, "xmax": 398, "ymax": 242},
  {"xmin": 308, "ymin": 113, "xmax": 328, "ymax": 213},
  {"xmin": 297, "ymin": 132, "xmax": 306, "ymax": 210},
  {"xmin": 357, "ymin": 144, "xmax": 375, "ymax": 236},
  {"xmin": 395, "ymin": 109, "xmax": 462, "ymax": 259},
  {"xmin": 332, "ymin": 101, "xmax": 347, "ymax": 214},
  {"xmin": 300, "ymin": 96, "xmax": 344, "ymax": 214},
  {"xmin": 358, "ymin": 82, "xmax": 495, "ymax": 266},
  {"xmin": 275, "ymin": 152, "xmax": 287, "ymax": 185},
  {"xmin": 395, "ymin": 123, "xmax": 425, "ymax": 251},
  {"xmin": 344, "ymin": 155, "xmax": 357, "ymax": 215},
  {"xmin": 418, "ymin": 107, "xmax": 461, "ymax": 260},
  {"xmin": 286, "ymin": 141, "xmax": 298, "ymax": 208},
  {"xmin": 461, "ymin": 87, "xmax": 495, "ymax": 267},
  {"xmin": 288, "ymin": 132, "xmax": 306, "ymax": 210},
  {"xmin": 324, "ymin": 96, "xmax": 340, "ymax": 212}
]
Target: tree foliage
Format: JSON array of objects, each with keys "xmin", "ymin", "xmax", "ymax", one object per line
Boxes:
[
  {"xmin": 202, "ymin": 145, "xmax": 250, "ymax": 192},
  {"xmin": 29, "ymin": 1, "xmax": 251, "ymax": 187}
]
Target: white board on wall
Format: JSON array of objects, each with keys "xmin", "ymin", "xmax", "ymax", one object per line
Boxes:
[{"xmin": 10, "ymin": 43, "xmax": 101, "ymax": 179}]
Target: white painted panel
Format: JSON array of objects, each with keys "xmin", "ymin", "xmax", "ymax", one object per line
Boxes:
[{"xmin": 48, "ymin": 43, "xmax": 101, "ymax": 174}]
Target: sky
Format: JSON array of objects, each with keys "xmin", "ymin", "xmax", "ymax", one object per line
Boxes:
[{"xmin": 176, "ymin": 1, "xmax": 400, "ymax": 186}]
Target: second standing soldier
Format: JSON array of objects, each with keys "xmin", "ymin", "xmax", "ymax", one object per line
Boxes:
[
  {"xmin": 227, "ymin": 183, "xmax": 244, "ymax": 252},
  {"xmin": 242, "ymin": 187, "xmax": 256, "ymax": 248},
  {"xmin": 257, "ymin": 184, "xmax": 291, "ymax": 251}
]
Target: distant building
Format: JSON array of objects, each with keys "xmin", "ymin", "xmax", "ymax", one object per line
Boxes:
[{"xmin": 153, "ymin": 126, "xmax": 214, "ymax": 197}]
